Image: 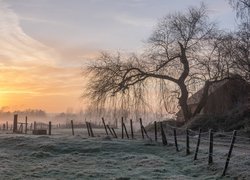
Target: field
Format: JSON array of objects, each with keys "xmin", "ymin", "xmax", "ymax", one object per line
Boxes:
[{"xmin": 0, "ymin": 129, "xmax": 250, "ymax": 180}]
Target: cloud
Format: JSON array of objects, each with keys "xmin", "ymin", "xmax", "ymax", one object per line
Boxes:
[
  {"xmin": 114, "ymin": 14, "xmax": 155, "ymax": 27},
  {"xmin": 0, "ymin": 1, "xmax": 85, "ymax": 112},
  {"xmin": 0, "ymin": 0, "xmax": 60, "ymax": 67}
]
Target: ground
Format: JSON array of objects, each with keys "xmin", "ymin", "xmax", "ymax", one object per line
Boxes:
[{"xmin": 0, "ymin": 129, "xmax": 249, "ymax": 180}]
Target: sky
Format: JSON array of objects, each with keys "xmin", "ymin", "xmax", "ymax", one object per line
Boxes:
[{"xmin": 0, "ymin": 0, "xmax": 236, "ymax": 113}]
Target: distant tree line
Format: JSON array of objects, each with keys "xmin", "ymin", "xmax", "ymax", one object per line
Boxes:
[{"xmin": 0, "ymin": 109, "xmax": 47, "ymax": 117}]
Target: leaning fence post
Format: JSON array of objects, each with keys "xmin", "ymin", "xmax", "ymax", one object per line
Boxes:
[
  {"xmin": 174, "ymin": 128, "xmax": 179, "ymax": 152},
  {"xmin": 106, "ymin": 125, "xmax": 114, "ymax": 137},
  {"xmin": 71, "ymin": 120, "xmax": 74, "ymax": 136},
  {"xmin": 222, "ymin": 130, "xmax": 237, "ymax": 176},
  {"xmin": 186, "ymin": 129, "xmax": 190, "ymax": 155},
  {"xmin": 111, "ymin": 128, "xmax": 118, "ymax": 138},
  {"xmin": 123, "ymin": 122, "xmax": 129, "ymax": 139},
  {"xmin": 139, "ymin": 118, "xmax": 144, "ymax": 139},
  {"xmin": 86, "ymin": 122, "xmax": 90, "ymax": 137},
  {"xmin": 142, "ymin": 126, "xmax": 151, "ymax": 140},
  {"xmin": 130, "ymin": 119, "xmax": 134, "ymax": 139},
  {"xmin": 121, "ymin": 117, "xmax": 124, "ymax": 139},
  {"xmin": 194, "ymin": 129, "xmax": 201, "ymax": 160},
  {"xmin": 208, "ymin": 129, "xmax": 213, "ymax": 164},
  {"xmin": 154, "ymin": 121, "xmax": 157, "ymax": 142},
  {"xmin": 102, "ymin": 117, "xmax": 108, "ymax": 135},
  {"xmin": 49, "ymin": 121, "xmax": 52, "ymax": 135},
  {"xmin": 160, "ymin": 122, "xmax": 167, "ymax": 145}
]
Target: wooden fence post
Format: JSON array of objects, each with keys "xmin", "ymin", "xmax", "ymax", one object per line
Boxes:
[
  {"xmin": 13, "ymin": 114, "xmax": 18, "ymax": 133},
  {"xmin": 222, "ymin": 130, "xmax": 237, "ymax": 176},
  {"xmin": 34, "ymin": 121, "xmax": 37, "ymax": 131},
  {"xmin": 154, "ymin": 121, "xmax": 157, "ymax": 142},
  {"xmin": 130, "ymin": 119, "xmax": 134, "ymax": 139},
  {"xmin": 160, "ymin": 122, "xmax": 167, "ymax": 145},
  {"xmin": 111, "ymin": 128, "xmax": 118, "ymax": 138},
  {"xmin": 208, "ymin": 129, "xmax": 213, "ymax": 164},
  {"xmin": 86, "ymin": 122, "xmax": 90, "ymax": 137},
  {"xmin": 142, "ymin": 126, "xmax": 151, "ymax": 140},
  {"xmin": 89, "ymin": 122, "xmax": 94, "ymax": 137},
  {"xmin": 123, "ymin": 122, "xmax": 129, "ymax": 139},
  {"xmin": 139, "ymin": 118, "xmax": 144, "ymax": 139},
  {"xmin": 71, "ymin": 120, "xmax": 74, "ymax": 136},
  {"xmin": 194, "ymin": 129, "xmax": 201, "ymax": 160},
  {"xmin": 25, "ymin": 116, "xmax": 28, "ymax": 134},
  {"xmin": 173, "ymin": 128, "xmax": 179, "ymax": 152},
  {"xmin": 49, "ymin": 121, "xmax": 52, "ymax": 135},
  {"xmin": 121, "ymin": 117, "xmax": 124, "ymax": 139},
  {"xmin": 106, "ymin": 125, "xmax": 114, "ymax": 137},
  {"xmin": 186, "ymin": 129, "xmax": 190, "ymax": 155},
  {"xmin": 102, "ymin": 117, "xmax": 109, "ymax": 135}
]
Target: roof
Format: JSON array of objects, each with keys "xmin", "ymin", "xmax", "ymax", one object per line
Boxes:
[{"xmin": 187, "ymin": 79, "xmax": 230, "ymax": 105}]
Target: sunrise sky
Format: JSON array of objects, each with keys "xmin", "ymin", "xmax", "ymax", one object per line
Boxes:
[{"xmin": 0, "ymin": 0, "xmax": 236, "ymax": 113}]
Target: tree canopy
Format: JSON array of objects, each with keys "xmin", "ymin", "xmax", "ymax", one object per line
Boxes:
[{"xmin": 85, "ymin": 3, "xmax": 248, "ymax": 122}]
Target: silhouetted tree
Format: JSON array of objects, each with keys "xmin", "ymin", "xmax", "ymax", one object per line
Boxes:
[
  {"xmin": 227, "ymin": 0, "xmax": 250, "ymax": 80},
  {"xmin": 85, "ymin": 4, "xmax": 237, "ymax": 122}
]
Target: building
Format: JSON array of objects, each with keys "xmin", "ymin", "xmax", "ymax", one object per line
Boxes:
[{"xmin": 176, "ymin": 77, "xmax": 250, "ymax": 121}]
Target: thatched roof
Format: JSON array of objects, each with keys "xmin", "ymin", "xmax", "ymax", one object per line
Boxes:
[{"xmin": 187, "ymin": 79, "xmax": 229, "ymax": 105}]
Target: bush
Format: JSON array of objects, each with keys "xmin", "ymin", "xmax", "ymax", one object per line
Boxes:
[{"xmin": 187, "ymin": 105, "xmax": 250, "ymax": 132}]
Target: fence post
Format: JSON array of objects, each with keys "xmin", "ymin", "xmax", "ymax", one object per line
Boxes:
[
  {"xmin": 111, "ymin": 128, "xmax": 118, "ymax": 138},
  {"xmin": 160, "ymin": 122, "xmax": 168, "ymax": 145},
  {"xmin": 71, "ymin": 120, "xmax": 74, "ymax": 136},
  {"xmin": 106, "ymin": 125, "xmax": 114, "ymax": 137},
  {"xmin": 86, "ymin": 122, "xmax": 90, "ymax": 137},
  {"xmin": 142, "ymin": 126, "xmax": 151, "ymax": 140},
  {"xmin": 102, "ymin": 117, "xmax": 109, "ymax": 135},
  {"xmin": 139, "ymin": 118, "xmax": 144, "ymax": 139},
  {"xmin": 208, "ymin": 129, "xmax": 213, "ymax": 164},
  {"xmin": 174, "ymin": 128, "xmax": 179, "ymax": 152},
  {"xmin": 121, "ymin": 117, "xmax": 124, "ymax": 139},
  {"xmin": 130, "ymin": 119, "xmax": 134, "ymax": 139},
  {"xmin": 222, "ymin": 130, "xmax": 237, "ymax": 176},
  {"xmin": 49, "ymin": 121, "xmax": 52, "ymax": 135},
  {"xmin": 6, "ymin": 121, "xmax": 8, "ymax": 130},
  {"xmin": 123, "ymin": 122, "xmax": 129, "ymax": 139},
  {"xmin": 89, "ymin": 122, "xmax": 94, "ymax": 137},
  {"xmin": 34, "ymin": 121, "xmax": 37, "ymax": 131},
  {"xmin": 154, "ymin": 121, "xmax": 157, "ymax": 142},
  {"xmin": 13, "ymin": 114, "xmax": 18, "ymax": 133},
  {"xmin": 186, "ymin": 129, "xmax": 190, "ymax": 155},
  {"xmin": 25, "ymin": 116, "xmax": 28, "ymax": 134},
  {"xmin": 194, "ymin": 129, "xmax": 201, "ymax": 160}
]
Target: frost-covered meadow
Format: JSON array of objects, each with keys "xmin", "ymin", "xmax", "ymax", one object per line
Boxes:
[{"xmin": 0, "ymin": 129, "xmax": 249, "ymax": 180}]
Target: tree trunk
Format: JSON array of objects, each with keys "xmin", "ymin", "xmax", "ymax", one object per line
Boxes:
[
  {"xmin": 179, "ymin": 82, "xmax": 192, "ymax": 122},
  {"xmin": 178, "ymin": 42, "xmax": 192, "ymax": 122}
]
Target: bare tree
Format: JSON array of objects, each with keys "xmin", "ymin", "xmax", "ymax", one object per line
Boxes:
[
  {"xmin": 228, "ymin": 0, "xmax": 250, "ymax": 19},
  {"xmin": 227, "ymin": 0, "xmax": 250, "ymax": 80},
  {"xmin": 85, "ymin": 4, "xmax": 234, "ymax": 122}
]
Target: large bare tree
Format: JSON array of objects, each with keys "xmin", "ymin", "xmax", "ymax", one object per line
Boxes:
[
  {"xmin": 85, "ymin": 4, "xmax": 235, "ymax": 122},
  {"xmin": 228, "ymin": 0, "xmax": 250, "ymax": 80}
]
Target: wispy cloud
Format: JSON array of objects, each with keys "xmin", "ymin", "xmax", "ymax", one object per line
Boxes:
[
  {"xmin": 0, "ymin": 1, "xmax": 84, "ymax": 112},
  {"xmin": 0, "ymin": 1, "xmax": 59, "ymax": 66},
  {"xmin": 114, "ymin": 14, "xmax": 155, "ymax": 27}
]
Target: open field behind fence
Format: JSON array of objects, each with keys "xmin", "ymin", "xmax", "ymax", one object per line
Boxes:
[{"xmin": 0, "ymin": 115, "xmax": 250, "ymax": 179}]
